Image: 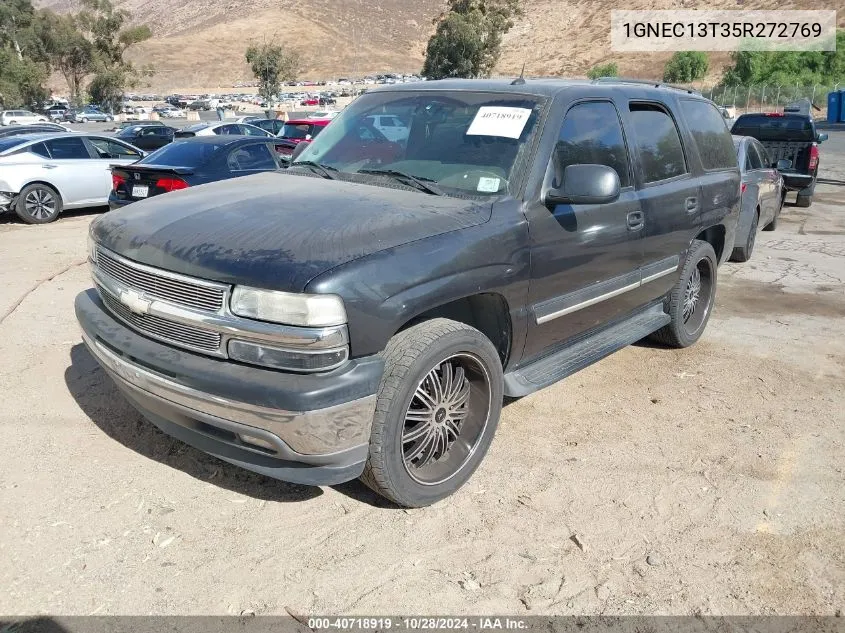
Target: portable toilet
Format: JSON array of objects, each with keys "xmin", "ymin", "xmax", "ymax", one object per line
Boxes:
[
  {"xmin": 827, "ymin": 91, "xmax": 839, "ymax": 123},
  {"xmin": 838, "ymin": 90, "xmax": 845, "ymax": 123}
]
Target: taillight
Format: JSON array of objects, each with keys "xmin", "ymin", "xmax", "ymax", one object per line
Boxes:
[
  {"xmin": 741, "ymin": 183, "xmax": 747, "ymax": 194},
  {"xmin": 763, "ymin": 112, "xmax": 785, "ymax": 117},
  {"xmin": 112, "ymin": 173, "xmax": 126, "ymax": 191},
  {"xmin": 809, "ymin": 144, "xmax": 819, "ymax": 171},
  {"xmin": 155, "ymin": 177, "xmax": 189, "ymax": 192}
]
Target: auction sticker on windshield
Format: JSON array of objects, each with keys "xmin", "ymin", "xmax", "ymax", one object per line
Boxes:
[{"xmin": 466, "ymin": 107, "xmax": 532, "ymax": 139}]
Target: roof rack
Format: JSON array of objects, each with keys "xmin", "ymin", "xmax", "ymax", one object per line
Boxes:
[{"xmin": 591, "ymin": 77, "xmax": 701, "ymax": 95}]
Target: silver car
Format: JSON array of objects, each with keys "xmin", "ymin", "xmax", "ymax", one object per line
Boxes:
[
  {"xmin": 730, "ymin": 135, "xmax": 785, "ymax": 263},
  {"xmin": 0, "ymin": 133, "xmax": 144, "ymax": 224}
]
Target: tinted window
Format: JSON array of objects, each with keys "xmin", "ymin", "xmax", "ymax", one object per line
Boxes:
[
  {"xmin": 140, "ymin": 141, "xmax": 224, "ymax": 166},
  {"xmin": 0, "ymin": 137, "xmax": 29, "ymax": 152},
  {"xmin": 216, "ymin": 124, "xmax": 240, "ymax": 135},
  {"xmin": 31, "ymin": 142, "xmax": 50, "ymax": 158},
  {"xmin": 44, "ymin": 137, "xmax": 90, "ymax": 159},
  {"xmin": 554, "ymin": 101, "xmax": 630, "ymax": 188},
  {"xmin": 88, "ymin": 138, "xmax": 141, "ymax": 159},
  {"xmin": 731, "ymin": 114, "xmax": 814, "ymax": 141},
  {"xmin": 679, "ymin": 100, "xmax": 737, "ymax": 170},
  {"xmin": 747, "ymin": 143, "xmax": 763, "ymax": 170},
  {"xmin": 629, "ymin": 103, "xmax": 687, "ymax": 183},
  {"xmin": 227, "ymin": 144, "xmax": 276, "ymax": 170},
  {"xmin": 240, "ymin": 124, "xmax": 270, "ymax": 137},
  {"xmin": 756, "ymin": 143, "xmax": 772, "ymax": 168}
]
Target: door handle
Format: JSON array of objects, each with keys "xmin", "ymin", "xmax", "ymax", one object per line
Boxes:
[
  {"xmin": 626, "ymin": 210, "xmax": 644, "ymax": 231},
  {"xmin": 685, "ymin": 197, "xmax": 698, "ymax": 213},
  {"xmin": 42, "ymin": 164, "xmax": 58, "ymax": 170}
]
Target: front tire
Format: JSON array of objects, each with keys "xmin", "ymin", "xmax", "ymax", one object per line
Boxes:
[
  {"xmin": 650, "ymin": 239, "xmax": 718, "ymax": 348},
  {"xmin": 360, "ymin": 319, "xmax": 504, "ymax": 507},
  {"xmin": 79, "ymin": 117, "xmax": 88, "ymax": 123},
  {"xmin": 15, "ymin": 183, "xmax": 62, "ymax": 224}
]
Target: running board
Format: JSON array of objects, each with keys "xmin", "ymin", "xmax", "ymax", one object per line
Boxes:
[{"xmin": 503, "ymin": 304, "xmax": 670, "ymax": 397}]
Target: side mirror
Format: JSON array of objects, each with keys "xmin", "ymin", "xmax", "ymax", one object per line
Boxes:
[
  {"xmin": 776, "ymin": 158, "xmax": 792, "ymax": 170},
  {"xmin": 545, "ymin": 164, "xmax": 621, "ymax": 206},
  {"xmin": 817, "ymin": 132, "xmax": 828, "ymax": 143}
]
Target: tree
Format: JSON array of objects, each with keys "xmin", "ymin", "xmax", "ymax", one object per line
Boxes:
[
  {"xmin": 422, "ymin": 0, "xmax": 522, "ymax": 79},
  {"xmin": 87, "ymin": 67, "xmax": 125, "ymax": 112},
  {"xmin": 36, "ymin": 12, "xmax": 95, "ymax": 107},
  {"xmin": 662, "ymin": 51, "xmax": 708, "ymax": 83},
  {"xmin": 587, "ymin": 62, "xmax": 618, "ymax": 79},
  {"xmin": 245, "ymin": 40, "xmax": 301, "ymax": 104},
  {"xmin": 0, "ymin": 0, "xmax": 36, "ymax": 61},
  {"xmin": 0, "ymin": 47, "xmax": 48, "ymax": 108},
  {"xmin": 76, "ymin": 0, "xmax": 152, "ymax": 108}
]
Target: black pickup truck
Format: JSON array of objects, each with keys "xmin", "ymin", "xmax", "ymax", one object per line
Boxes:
[
  {"xmin": 76, "ymin": 78, "xmax": 740, "ymax": 507},
  {"xmin": 731, "ymin": 112, "xmax": 828, "ymax": 208}
]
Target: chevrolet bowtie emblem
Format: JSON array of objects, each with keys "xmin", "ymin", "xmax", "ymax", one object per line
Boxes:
[{"xmin": 119, "ymin": 289, "xmax": 151, "ymax": 315}]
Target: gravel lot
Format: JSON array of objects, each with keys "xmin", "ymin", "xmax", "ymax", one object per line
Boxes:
[{"xmin": 0, "ymin": 134, "xmax": 843, "ymax": 617}]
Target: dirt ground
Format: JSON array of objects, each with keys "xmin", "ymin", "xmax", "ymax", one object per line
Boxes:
[{"xmin": 0, "ymin": 138, "xmax": 843, "ymax": 617}]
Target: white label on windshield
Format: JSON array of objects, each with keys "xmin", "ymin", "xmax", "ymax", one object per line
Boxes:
[
  {"xmin": 466, "ymin": 107, "xmax": 532, "ymax": 139},
  {"xmin": 477, "ymin": 177, "xmax": 501, "ymax": 193}
]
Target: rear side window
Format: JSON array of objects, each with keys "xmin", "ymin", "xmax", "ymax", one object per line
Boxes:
[
  {"xmin": 31, "ymin": 142, "xmax": 50, "ymax": 158},
  {"xmin": 554, "ymin": 101, "xmax": 631, "ymax": 188},
  {"xmin": 227, "ymin": 144, "xmax": 276, "ymax": 170},
  {"xmin": 747, "ymin": 143, "xmax": 764, "ymax": 170},
  {"xmin": 44, "ymin": 137, "xmax": 90, "ymax": 159},
  {"xmin": 680, "ymin": 100, "xmax": 737, "ymax": 170},
  {"xmin": 629, "ymin": 103, "xmax": 687, "ymax": 183}
]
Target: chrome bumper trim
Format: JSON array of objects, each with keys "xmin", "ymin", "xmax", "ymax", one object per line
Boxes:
[{"xmin": 82, "ymin": 331, "xmax": 376, "ymax": 456}]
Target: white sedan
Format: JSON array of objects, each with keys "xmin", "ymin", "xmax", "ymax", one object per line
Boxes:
[{"xmin": 0, "ymin": 133, "xmax": 144, "ymax": 224}]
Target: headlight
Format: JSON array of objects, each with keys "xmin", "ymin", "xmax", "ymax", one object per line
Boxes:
[
  {"xmin": 88, "ymin": 233, "xmax": 97, "ymax": 263},
  {"xmin": 228, "ymin": 339, "xmax": 348, "ymax": 372},
  {"xmin": 230, "ymin": 286, "xmax": 346, "ymax": 327}
]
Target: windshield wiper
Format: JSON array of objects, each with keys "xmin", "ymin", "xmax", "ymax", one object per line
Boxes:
[
  {"xmin": 357, "ymin": 168, "xmax": 444, "ymax": 196},
  {"xmin": 291, "ymin": 160, "xmax": 337, "ymax": 180}
]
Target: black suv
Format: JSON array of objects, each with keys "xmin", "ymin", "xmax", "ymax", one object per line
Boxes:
[
  {"xmin": 731, "ymin": 112, "xmax": 828, "ymax": 207},
  {"xmin": 76, "ymin": 79, "xmax": 740, "ymax": 507}
]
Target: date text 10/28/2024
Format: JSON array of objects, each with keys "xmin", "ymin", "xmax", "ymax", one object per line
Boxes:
[{"xmin": 307, "ymin": 618, "xmax": 529, "ymax": 630}]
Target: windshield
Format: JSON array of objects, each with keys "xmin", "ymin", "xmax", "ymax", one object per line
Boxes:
[
  {"xmin": 0, "ymin": 137, "xmax": 29, "ymax": 153},
  {"xmin": 280, "ymin": 123, "xmax": 317, "ymax": 140},
  {"xmin": 293, "ymin": 90, "xmax": 543, "ymax": 197}
]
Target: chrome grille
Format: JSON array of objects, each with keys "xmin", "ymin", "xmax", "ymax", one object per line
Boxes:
[
  {"xmin": 95, "ymin": 247, "xmax": 225, "ymax": 312},
  {"xmin": 99, "ymin": 286, "xmax": 222, "ymax": 353}
]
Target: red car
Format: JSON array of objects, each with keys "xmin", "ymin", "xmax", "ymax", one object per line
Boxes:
[
  {"xmin": 300, "ymin": 97, "xmax": 319, "ymax": 106},
  {"xmin": 274, "ymin": 118, "xmax": 331, "ymax": 160}
]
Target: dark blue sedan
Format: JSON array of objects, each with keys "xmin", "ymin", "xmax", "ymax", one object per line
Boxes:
[{"xmin": 109, "ymin": 135, "xmax": 286, "ymax": 209}]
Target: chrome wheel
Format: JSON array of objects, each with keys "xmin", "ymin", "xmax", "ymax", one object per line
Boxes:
[
  {"xmin": 401, "ymin": 353, "xmax": 492, "ymax": 486},
  {"xmin": 24, "ymin": 188, "xmax": 57, "ymax": 221},
  {"xmin": 682, "ymin": 257, "xmax": 714, "ymax": 335}
]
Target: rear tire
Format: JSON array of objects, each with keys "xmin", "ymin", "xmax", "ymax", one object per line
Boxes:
[
  {"xmin": 650, "ymin": 239, "xmax": 717, "ymax": 349},
  {"xmin": 15, "ymin": 183, "xmax": 62, "ymax": 224},
  {"xmin": 730, "ymin": 209, "xmax": 758, "ymax": 262},
  {"xmin": 360, "ymin": 318, "xmax": 503, "ymax": 507},
  {"xmin": 795, "ymin": 194, "xmax": 812, "ymax": 208}
]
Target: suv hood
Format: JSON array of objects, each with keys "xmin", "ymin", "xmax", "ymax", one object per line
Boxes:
[{"xmin": 92, "ymin": 171, "xmax": 491, "ymax": 291}]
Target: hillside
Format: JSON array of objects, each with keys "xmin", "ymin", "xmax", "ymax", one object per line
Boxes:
[{"xmin": 35, "ymin": 0, "xmax": 845, "ymax": 91}]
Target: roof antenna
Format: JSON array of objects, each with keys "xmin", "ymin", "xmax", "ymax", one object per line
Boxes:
[{"xmin": 511, "ymin": 63, "xmax": 526, "ymax": 85}]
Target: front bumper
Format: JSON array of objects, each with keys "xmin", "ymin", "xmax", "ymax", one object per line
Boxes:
[{"xmin": 75, "ymin": 289, "xmax": 383, "ymax": 485}]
